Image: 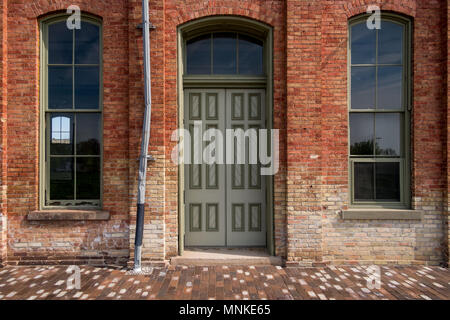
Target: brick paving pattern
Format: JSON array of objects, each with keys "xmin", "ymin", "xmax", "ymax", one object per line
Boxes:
[{"xmin": 0, "ymin": 265, "xmax": 448, "ymax": 300}]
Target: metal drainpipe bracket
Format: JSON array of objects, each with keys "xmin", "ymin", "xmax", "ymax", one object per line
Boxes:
[
  {"xmin": 136, "ymin": 23, "xmax": 156, "ymax": 30},
  {"xmin": 136, "ymin": 155, "xmax": 155, "ymax": 161}
]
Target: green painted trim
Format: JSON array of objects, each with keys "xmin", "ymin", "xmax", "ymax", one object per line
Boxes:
[
  {"xmin": 231, "ymin": 164, "xmax": 245, "ymax": 189},
  {"xmin": 39, "ymin": 15, "xmax": 103, "ymax": 210},
  {"xmin": 177, "ymin": 31, "xmax": 185, "ymax": 255},
  {"xmin": 189, "ymin": 203, "xmax": 202, "ymax": 232},
  {"xmin": 350, "ymin": 158, "xmax": 405, "ymax": 207},
  {"xmin": 248, "ymin": 125, "xmax": 261, "ymax": 190},
  {"xmin": 231, "ymin": 204, "xmax": 245, "ymax": 232},
  {"xmin": 205, "ymin": 93, "xmax": 218, "ymax": 120},
  {"xmin": 181, "ymin": 18, "xmax": 267, "ymax": 77},
  {"xmin": 184, "ymin": 32, "xmax": 264, "ymax": 76},
  {"xmin": 248, "ymin": 165, "xmax": 261, "ymax": 190},
  {"xmin": 189, "ymin": 124, "xmax": 202, "ymax": 189},
  {"xmin": 341, "ymin": 209, "xmax": 423, "ymax": 220},
  {"xmin": 248, "ymin": 203, "xmax": 262, "ymax": 232},
  {"xmin": 183, "ymin": 75, "xmax": 267, "ymax": 88},
  {"xmin": 231, "ymin": 124, "xmax": 245, "ymax": 189},
  {"xmin": 231, "ymin": 93, "xmax": 244, "ymax": 120},
  {"xmin": 348, "ymin": 14, "xmax": 411, "ymax": 209},
  {"xmin": 206, "ymin": 203, "xmax": 219, "ymax": 232},
  {"xmin": 189, "ymin": 93, "xmax": 202, "ymax": 120},
  {"xmin": 248, "ymin": 93, "xmax": 262, "ymax": 120},
  {"xmin": 177, "ymin": 15, "xmax": 274, "ymax": 254},
  {"xmin": 205, "ymin": 124, "xmax": 219, "ymax": 189},
  {"xmin": 266, "ymin": 29, "xmax": 274, "ymax": 256}
]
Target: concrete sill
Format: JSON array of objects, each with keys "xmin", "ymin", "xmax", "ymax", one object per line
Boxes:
[
  {"xmin": 341, "ymin": 209, "xmax": 423, "ymax": 220},
  {"xmin": 27, "ymin": 210, "xmax": 110, "ymax": 221}
]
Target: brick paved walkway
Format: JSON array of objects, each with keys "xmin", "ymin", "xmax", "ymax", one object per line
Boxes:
[{"xmin": 0, "ymin": 265, "xmax": 448, "ymax": 300}]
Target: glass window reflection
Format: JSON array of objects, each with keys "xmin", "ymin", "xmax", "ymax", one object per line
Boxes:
[
  {"xmin": 50, "ymin": 114, "xmax": 73, "ymax": 155},
  {"xmin": 351, "ymin": 23, "xmax": 376, "ymax": 64},
  {"xmin": 239, "ymin": 35, "xmax": 263, "ymax": 75},
  {"xmin": 186, "ymin": 34, "xmax": 211, "ymax": 74},
  {"xmin": 213, "ymin": 33, "xmax": 237, "ymax": 74},
  {"xmin": 48, "ymin": 21, "xmax": 73, "ymax": 64},
  {"xmin": 75, "ymin": 22, "xmax": 100, "ymax": 64},
  {"xmin": 186, "ymin": 32, "xmax": 264, "ymax": 75}
]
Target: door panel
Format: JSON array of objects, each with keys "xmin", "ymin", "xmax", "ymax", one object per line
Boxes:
[
  {"xmin": 184, "ymin": 88, "xmax": 266, "ymax": 247},
  {"xmin": 226, "ymin": 89, "xmax": 266, "ymax": 246},
  {"xmin": 184, "ymin": 89, "xmax": 226, "ymax": 246}
]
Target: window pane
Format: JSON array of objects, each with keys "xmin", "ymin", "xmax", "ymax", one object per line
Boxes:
[
  {"xmin": 48, "ymin": 21, "xmax": 73, "ymax": 64},
  {"xmin": 75, "ymin": 66, "xmax": 99, "ymax": 109},
  {"xmin": 351, "ymin": 22, "xmax": 376, "ymax": 64},
  {"xmin": 76, "ymin": 157, "xmax": 100, "ymax": 200},
  {"xmin": 48, "ymin": 66, "xmax": 73, "ymax": 109},
  {"xmin": 50, "ymin": 114, "xmax": 74, "ymax": 155},
  {"xmin": 377, "ymin": 66, "xmax": 402, "ymax": 109},
  {"xmin": 76, "ymin": 113, "xmax": 101, "ymax": 155},
  {"xmin": 354, "ymin": 162, "xmax": 374, "ymax": 200},
  {"xmin": 378, "ymin": 21, "xmax": 403, "ymax": 64},
  {"xmin": 351, "ymin": 67, "xmax": 375, "ymax": 109},
  {"xmin": 375, "ymin": 113, "xmax": 401, "ymax": 156},
  {"xmin": 50, "ymin": 157, "xmax": 74, "ymax": 200},
  {"xmin": 350, "ymin": 113, "xmax": 374, "ymax": 155},
  {"xmin": 186, "ymin": 34, "xmax": 211, "ymax": 74},
  {"xmin": 376, "ymin": 162, "xmax": 400, "ymax": 201},
  {"xmin": 75, "ymin": 21, "xmax": 100, "ymax": 64},
  {"xmin": 213, "ymin": 33, "xmax": 236, "ymax": 74},
  {"xmin": 238, "ymin": 35, "xmax": 263, "ymax": 75}
]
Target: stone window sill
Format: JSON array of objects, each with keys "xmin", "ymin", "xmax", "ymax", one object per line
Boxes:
[
  {"xmin": 341, "ymin": 209, "xmax": 423, "ymax": 220},
  {"xmin": 27, "ymin": 210, "xmax": 110, "ymax": 221}
]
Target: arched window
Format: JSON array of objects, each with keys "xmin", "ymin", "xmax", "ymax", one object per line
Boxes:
[
  {"xmin": 186, "ymin": 32, "xmax": 264, "ymax": 75},
  {"xmin": 349, "ymin": 14, "xmax": 411, "ymax": 207},
  {"xmin": 41, "ymin": 15, "xmax": 102, "ymax": 208}
]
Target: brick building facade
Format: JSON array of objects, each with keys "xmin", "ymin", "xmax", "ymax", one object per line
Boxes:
[{"xmin": 0, "ymin": 0, "xmax": 449, "ymax": 267}]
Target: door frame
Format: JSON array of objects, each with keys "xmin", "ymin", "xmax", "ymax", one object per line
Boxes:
[{"xmin": 176, "ymin": 16, "xmax": 274, "ymax": 255}]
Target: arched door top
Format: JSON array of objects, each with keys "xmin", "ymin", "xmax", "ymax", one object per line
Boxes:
[
  {"xmin": 179, "ymin": 16, "xmax": 272, "ymax": 85},
  {"xmin": 179, "ymin": 16, "xmax": 271, "ymax": 40},
  {"xmin": 186, "ymin": 32, "xmax": 264, "ymax": 76}
]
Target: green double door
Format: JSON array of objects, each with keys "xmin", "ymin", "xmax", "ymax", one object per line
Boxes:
[{"xmin": 184, "ymin": 88, "xmax": 266, "ymax": 247}]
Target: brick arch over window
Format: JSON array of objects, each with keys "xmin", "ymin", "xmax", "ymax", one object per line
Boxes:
[
  {"xmin": 343, "ymin": 0, "xmax": 417, "ymax": 19},
  {"xmin": 37, "ymin": 9, "xmax": 103, "ymax": 23},
  {"xmin": 169, "ymin": 3, "xmax": 280, "ymax": 27},
  {"xmin": 27, "ymin": 1, "xmax": 105, "ymax": 20}
]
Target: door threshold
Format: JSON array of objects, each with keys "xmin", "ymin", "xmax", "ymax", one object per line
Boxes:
[{"xmin": 171, "ymin": 247, "xmax": 282, "ymax": 266}]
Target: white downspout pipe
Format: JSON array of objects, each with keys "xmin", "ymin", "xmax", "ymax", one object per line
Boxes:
[{"xmin": 133, "ymin": 0, "xmax": 153, "ymax": 272}]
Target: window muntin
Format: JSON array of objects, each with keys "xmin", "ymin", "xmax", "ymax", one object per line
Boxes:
[
  {"xmin": 186, "ymin": 32, "xmax": 264, "ymax": 75},
  {"xmin": 349, "ymin": 16, "xmax": 409, "ymax": 206},
  {"xmin": 213, "ymin": 32, "xmax": 237, "ymax": 74},
  {"xmin": 43, "ymin": 17, "xmax": 102, "ymax": 208}
]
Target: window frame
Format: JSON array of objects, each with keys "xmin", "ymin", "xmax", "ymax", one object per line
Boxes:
[
  {"xmin": 182, "ymin": 23, "xmax": 269, "ymax": 87},
  {"xmin": 348, "ymin": 13, "xmax": 412, "ymax": 209},
  {"xmin": 39, "ymin": 14, "xmax": 104, "ymax": 210},
  {"xmin": 184, "ymin": 31, "xmax": 265, "ymax": 76}
]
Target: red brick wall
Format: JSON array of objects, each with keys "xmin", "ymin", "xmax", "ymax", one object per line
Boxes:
[
  {"xmin": 446, "ymin": 0, "xmax": 450, "ymax": 265},
  {"xmin": 5, "ymin": 0, "xmax": 130, "ymax": 265},
  {"xmin": 1, "ymin": 0, "xmax": 448, "ymax": 266},
  {"xmin": 0, "ymin": 0, "xmax": 7, "ymax": 266},
  {"xmin": 289, "ymin": 0, "xmax": 447, "ymax": 266},
  {"xmin": 160, "ymin": 0, "xmax": 288, "ymax": 262},
  {"xmin": 285, "ymin": 0, "xmax": 324, "ymax": 265},
  {"xmin": 127, "ymin": 0, "xmax": 167, "ymax": 264},
  {"xmin": 410, "ymin": 0, "xmax": 447, "ymax": 265}
]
